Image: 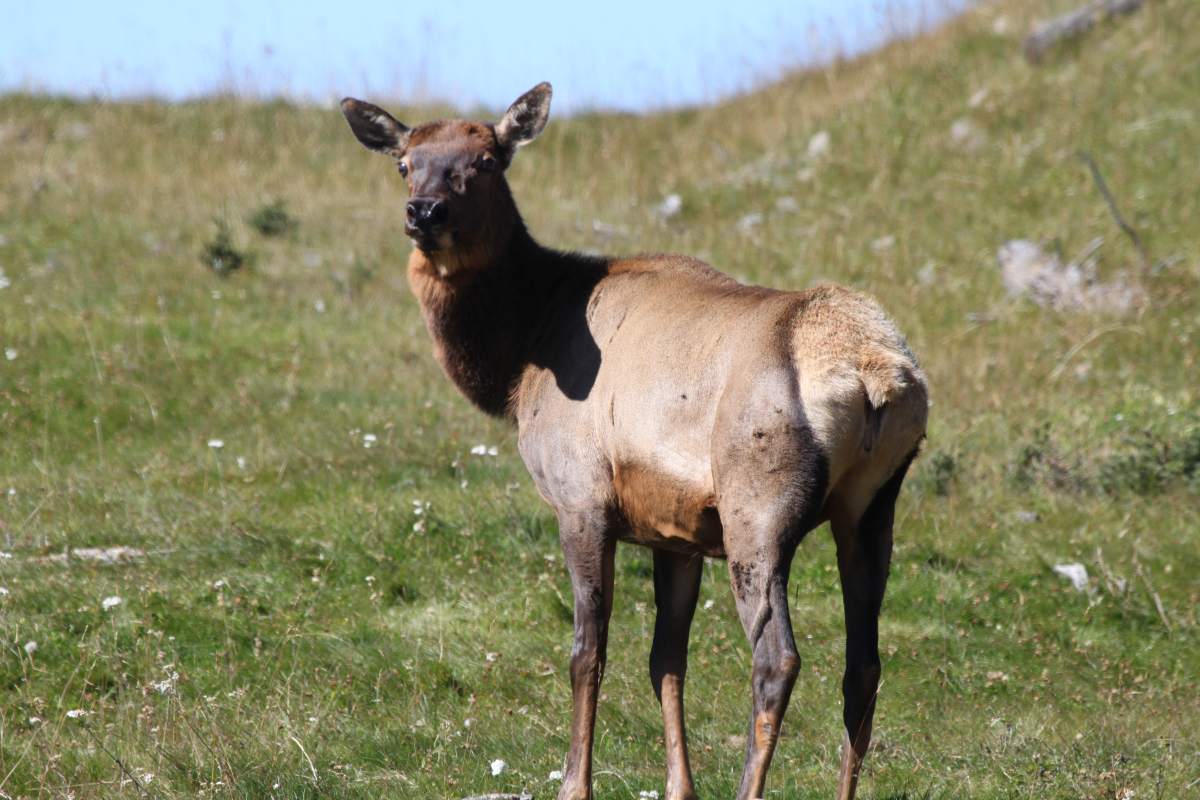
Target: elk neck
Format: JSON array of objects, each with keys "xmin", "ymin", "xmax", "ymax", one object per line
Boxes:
[{"xmin": 407, "ymin": 199, "xmax": 608, "ymax": 419}]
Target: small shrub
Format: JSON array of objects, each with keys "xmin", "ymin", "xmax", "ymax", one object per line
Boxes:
[
  {"xmin": 200, "ymin": 219, "xmax": 251, "ymax": 277},
  {"xmin": 248, "ymin": 198, "xmax": 298, "ymax": 237}
]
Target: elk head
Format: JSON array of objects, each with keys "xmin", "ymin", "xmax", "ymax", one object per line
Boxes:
[{"xmin": 340, "ymin": 82, "xmax": 552, "ymax": 261}]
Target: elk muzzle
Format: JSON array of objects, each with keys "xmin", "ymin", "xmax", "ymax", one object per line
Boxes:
[{"xmin": 405, "ymin": 197, "xmax": 449, "ymax": 246}]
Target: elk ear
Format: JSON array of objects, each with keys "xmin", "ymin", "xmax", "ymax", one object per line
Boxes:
[
  {"xmin": 495, "ymin": 82, "xmax": 552, "ymax": 153},
  {"xmin": 340, "ymin": 98, "xmax": 411, "ymax": 156}
]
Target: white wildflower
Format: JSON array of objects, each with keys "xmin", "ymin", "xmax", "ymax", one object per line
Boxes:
[
  {"xmin": 735, "ymin": 213, "xmax": 762, "ymax": 234},
  {"xmin": 28, "ymin": 716, "xmax": 41, "ymax": 724},
  {"xmin": 213, "ymin": 578, "xmax": 227, "ymax": 589},
  {"xmin": 102, "ymin": 595, "xmax": 123, "ymax": 610},
  {"xmin": 490, "ymin": 759, "xmax": 507, "ymax": 776},
  {"xmin": 639, "ymin": 791, "xmax": 660, "ymax": 799},
  {"xmin": 548, "ymin": 770, "xmax": 564, "ymax": 781},
  {"xmin": 66, "ymin": 709, "xmax": 87, "ymax": 719},
  {"xmin": 703, "ymin": 599, "xmax": 715, "ymax": 610},
  {"xmin": 470, "ymin": 444, "xmax": 499, "ymax": 456},
  {"xmin": 4, "ymin": 347, "xmax": 15, "ymax": 361},
  {"xmin": 207, "ymin": 439, "xmax": 224, "ymax": 450},
  {"xmin": 152, "ymin": 671, "xmax": 178, "ymax": 695},
  {"xmin": 0, "ymin": 551, "xmax": 12, "ymax": 559},
  {"xmin": 0, "ymin": 268, "xmax": 9, "ymax": 290},
  {"xmin": 654, "ymin": 193, "xmax": 683, "ymax": 220},
  {"xmin": 485, "ymin": 652, "xmax": 498, "ymax": 662},
  {"xmin": 363, "ymin": 433, "xmax": 377, "ymax": 448},
  {"xmin": 140, "ymin": 772, "xmax": 155, "ymax": 785},
  {"xmin": 24, "ymin": 640, "xmax": 37, "ymax": 654},
  {"xmin": 806, "ymin": 130, "xmax": 831, "ymax": 159},
  {"xmin": 313, "ymin": 299, "xmax": 326, "ymax": 313},
  {"xmin": 236, "ymin": 456, "xmax": 247, "ymax": 470},
  {"xmin": 463, "ymin": 717, "xmax": 473, "ymax": 728},
  {"xmin": 0, "ymin": 586, "xmax": 9, "ymax": 596}
]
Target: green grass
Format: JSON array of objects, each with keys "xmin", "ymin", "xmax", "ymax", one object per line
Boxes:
[{"xmin": 2, "ymin": 0, "xmax": 1198, "ymax": 796}]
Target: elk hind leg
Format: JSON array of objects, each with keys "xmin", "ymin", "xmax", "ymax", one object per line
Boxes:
[
  {"xmin": 832, "ymin": 453, "xmax": 915, "ymax": 800},
  {"xmin": 725, "ymin": 528, "xmax": 808, "ymax": 800}
]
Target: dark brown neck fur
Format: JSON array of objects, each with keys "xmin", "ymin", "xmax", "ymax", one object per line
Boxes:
[{"xmin": 407, "ymin": 204, "xmax": 608, "ymax": 418}]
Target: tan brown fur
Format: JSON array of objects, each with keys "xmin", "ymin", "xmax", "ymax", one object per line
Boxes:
[{"xmin": 341, "ymin": 82, "xmax": 928, "ymax": 800}]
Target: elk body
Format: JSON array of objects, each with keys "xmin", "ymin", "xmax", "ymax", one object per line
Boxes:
[{"xmin": 342, "ymin": 83, "xmax": 928, "ymax": 800}]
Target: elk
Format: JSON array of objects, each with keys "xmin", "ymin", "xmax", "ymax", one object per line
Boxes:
[{"xmin": 341, "ymin": 82, "xmax": 928, "ymax": 800}]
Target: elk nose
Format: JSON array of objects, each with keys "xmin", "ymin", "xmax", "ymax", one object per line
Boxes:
[{"xmin": 406, "ymin": 198, "xmax": 447, "ymax": 231}]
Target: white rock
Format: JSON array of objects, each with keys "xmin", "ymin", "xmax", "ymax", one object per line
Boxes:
[
  {"xmin": 917, "ymin": 261, "xmax": 938, "ymax": 286},
  {"xmin": 998, "ymin": 239, "xmax": 1145, "ymax": 314},
  {"xmin": 1053, "ymin": 563, "xmax": 1089, "ymax": 592}
]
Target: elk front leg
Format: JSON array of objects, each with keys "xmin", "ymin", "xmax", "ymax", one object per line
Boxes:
[
  {"xmin": 557, "ymin": 510, "xmax": 616, "ymax": 800},
  {"xmin": 650, "ymin": 550, "xmax": 703, "ymax": 800}
]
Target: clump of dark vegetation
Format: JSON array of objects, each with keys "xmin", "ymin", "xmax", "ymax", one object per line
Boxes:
[
  {"xmin": 922, "ymin": 449, "xmax": 960, "ymax": 497},
  {"xmin": 200, "ymin": 219, "xmax": 252, "ymax": 277},
  {"xmin": 1011, "ymin": 415, "xmax": 1200, "ymax": 496},
  {"xmin": 1096, "ymin": 421, "xmax": 1200, "ymax": 495},
  {"xmin": 248, "ymin": 198, "xmax": 298, "ymax": 237},
  {"xmin": 1010, "ymin": 424, "xmax": 1083, "ymax": 492}
]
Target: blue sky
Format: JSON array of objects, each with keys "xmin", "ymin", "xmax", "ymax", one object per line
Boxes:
[{"xmin": 1, "ymin": 0, "xmax": 972, "ymax": 113}]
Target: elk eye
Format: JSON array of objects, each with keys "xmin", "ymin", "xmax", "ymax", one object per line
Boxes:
[
  {"xmin": 397, "ymin": 161, "xmax": 409, "ymax": 177},
  {"xmin": 476, "ymin": 155, "xmax": 496, "ymax": 173}
]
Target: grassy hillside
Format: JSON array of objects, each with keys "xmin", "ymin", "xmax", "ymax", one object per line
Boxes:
[{"xmin": 1, "ymin": 0, "xmax": 1197, "ymax": 797}]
